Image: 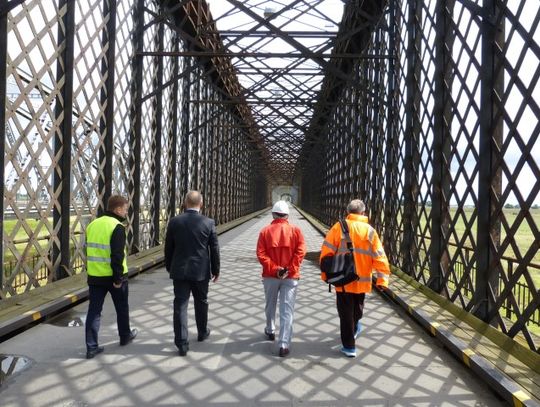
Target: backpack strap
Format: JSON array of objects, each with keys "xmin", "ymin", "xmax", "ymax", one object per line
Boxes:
[
  {"xmin": 338, "ymin": 219, "xmax": 354, "ymax": 294},
  {"xmin": 338, "ymin": 219, "xmax": 353, "ymax": 252}
]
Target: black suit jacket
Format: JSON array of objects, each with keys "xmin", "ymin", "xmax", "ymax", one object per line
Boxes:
[{"xmin": 164, "ymin": 210, "xmax": 220, "ymax": 281}]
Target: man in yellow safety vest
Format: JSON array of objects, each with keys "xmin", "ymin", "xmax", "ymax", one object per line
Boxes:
[{"xmin": 85, "ymin": 195, "xmax": 137, "ymax": 359}]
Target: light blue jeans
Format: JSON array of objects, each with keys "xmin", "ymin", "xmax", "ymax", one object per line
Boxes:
[{"xmin": 263, "ymin": 277, "xmax": 298, "ymax": 349}]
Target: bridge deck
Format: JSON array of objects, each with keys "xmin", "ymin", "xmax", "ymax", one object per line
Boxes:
[{"xmin": 0, "ymin": 209, "xmax": 507, "ymax": 406}]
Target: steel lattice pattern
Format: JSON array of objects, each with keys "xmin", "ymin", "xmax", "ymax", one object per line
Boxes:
[
  {"xmin": 1, "ymin": 0, "xmax": 267, "ymax": 297},
  {"xmin": 1, "ymin": 0, "xmax": 539, "ymax": 352},
  {"xmin": 301, "ymin": 0, "xmax": 540, "ymax": 352}
]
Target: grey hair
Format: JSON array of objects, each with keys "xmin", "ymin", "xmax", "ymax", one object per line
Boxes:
[
  {"xmin": 347, "ymin": 199, "xmax": 365, "ymax": 214},
  {"xmin": 272, "ymin": 212, "xmax": 288, "ymax": 219}
]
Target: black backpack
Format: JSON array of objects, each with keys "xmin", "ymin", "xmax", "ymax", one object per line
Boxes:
[{"xmin": 321, "ymin": 219, "xmax": 359, "ymax": 289}]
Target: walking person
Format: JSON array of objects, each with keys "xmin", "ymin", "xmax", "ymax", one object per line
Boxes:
[
  {"xmin": 85, "ymin": 195, "xmax": 138, "ymax": 359},
  {"xmin": 164, "ymin": 190, "xmax": 220, "ymax": 356},
  {"xmin": 319, "ymin": 199, "xmax": 390, "ymax": 358},
  {"xmin": 256, "ymin": 200, "xmax": 306, "ymax": 357}
]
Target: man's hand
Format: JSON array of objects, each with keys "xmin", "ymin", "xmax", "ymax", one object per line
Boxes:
[
  {"xmin": 211, "ymin": 274, "xmax": 219, "ymax": 283},
  {"xmin": 113, "ymin": 281, "xmax": 123, "ymax": 289},
  {"xmin": 277, "ymin": 267, "xmax": 288, "ymax": 279}
]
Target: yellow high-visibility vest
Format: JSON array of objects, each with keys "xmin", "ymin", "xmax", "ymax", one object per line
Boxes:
[{"xmin": 86, "ymin": 216, "xmax": 128, "ymax": 277}]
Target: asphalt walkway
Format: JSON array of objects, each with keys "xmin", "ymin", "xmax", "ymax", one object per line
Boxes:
[{"xmin": 0, "ymin": 208, "xmax": 505, "ymax": 406}]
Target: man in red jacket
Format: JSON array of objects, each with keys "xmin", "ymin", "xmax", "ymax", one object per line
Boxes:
[{"xmin": 256, "ymin": 201, "xmax": 306, "ymax": 357}]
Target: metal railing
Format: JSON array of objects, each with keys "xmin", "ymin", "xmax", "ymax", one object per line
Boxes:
[{"xmin": 409, "ymin": 238, "xmax": 540, "ymax": 327}]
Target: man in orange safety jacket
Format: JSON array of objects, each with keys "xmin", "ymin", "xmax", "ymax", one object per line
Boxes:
[
  {"xmin": 319, "ymin": 199, "xmax": 390, "ymax": 358},
  {"xmin": 257, "ymin": 200, "xmax": 306, "ymax": 357}
]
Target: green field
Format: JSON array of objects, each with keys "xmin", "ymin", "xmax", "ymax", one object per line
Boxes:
[{"xmin": 407, "ymin": 207, "xmax": 540, "ymax": 287}]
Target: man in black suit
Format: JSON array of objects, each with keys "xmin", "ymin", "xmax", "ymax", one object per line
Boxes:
[{"xmin": 164, "ymin": 190, "xmax": 220, "ymax": 356}]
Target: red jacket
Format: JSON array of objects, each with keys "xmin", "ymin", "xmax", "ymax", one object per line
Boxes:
[{"xmin": 257, "ymin": 218, "xmax": 306, "ymax": 279}]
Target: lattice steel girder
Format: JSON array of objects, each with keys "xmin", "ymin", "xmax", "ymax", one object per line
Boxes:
[
  {"xmin": 0, "ymin": 10, "xmax": 6, "ymax": 291},
  {"xmin": 128, "ymin": 0, "xmax": 145, "ymax": 253},
  {"xmin": 473, "ymin": 0, "xmax": 505, "ymax": 324},
  {"xmin": 301, "ymin": 0, "xmax": 540, "ymax": 352},
  {"xmin": 427, "ymin": 0, "xmax": 454, "ymax": 293},
  {"xmin": 297, "ymin": 0, "xmax": 389, "ymax": 175},
  {"xmin": 152, "ymin": 0, "xmax": 391, "ymax": 184},
  {"xmin": 99, "ymin": 0, "xmax": 118, "ymax": 213},
  {"xmin": 160, "ymin": 0, "xmax": 270, "ymax": 154}
]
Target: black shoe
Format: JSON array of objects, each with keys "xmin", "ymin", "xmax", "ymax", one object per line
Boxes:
[
  {"xmin": 120, "ymin": 328, "xmax": 138, "ymax": 346},
  {"xmin": 178, "ymin": 344, "xmax": 189, "ymax": 356},
  {"xmin": 264, "ymin": 329, "xmax": 275, "ymax": 341},
  {"xmin": 198, "ymin": 329, "xmax": 210, "ymax": 342},
  {"xmin": 86, "ymin": 346, "xmax": 104, "ymax": 359},
  {"xmin": 279, "ymin": 347, "xmax": 289, "ymax": 357}
]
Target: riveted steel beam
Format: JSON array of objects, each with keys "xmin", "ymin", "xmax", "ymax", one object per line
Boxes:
[
  {"xmin": 473, "ymin": 0, "xmax": 504, "ymax": 324},
  {"xmin": 138, "ymin": 51, "xmax": 394, "ymax": 59},
  {"xmin": 428, "ymin": 0, "xmax": 455, "ymax": 293},
  {"xmin": 0, "ymin": 9, "xmax": 7, "ymax": 291},
  {"xmin": 128, "ymin": 0, "xmax": 145, "ymax": 253},
  {"xmin": 99, "ymin": 0, "xmax": 118, "ymax": 215},
  {"xmin": 52, "ymin": 0, "xmax": 76, "ymax": 281}
]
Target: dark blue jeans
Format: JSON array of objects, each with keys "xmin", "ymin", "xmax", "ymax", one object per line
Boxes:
[{"xmin": 85, "ymin": 282, "xmax": 131, "ymax": 351}]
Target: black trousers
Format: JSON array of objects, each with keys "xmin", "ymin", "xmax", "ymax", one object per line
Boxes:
[
  {"xmin": 85, "ymin": 282, "xmax": 131, "ymax": 351},
  {"xmin": 173, "ymin": 279, "xmax": 209, "ymax": 349},
  {"xmin": 336, "ymin": 292, "xmax": 365, "ymax": 348}
]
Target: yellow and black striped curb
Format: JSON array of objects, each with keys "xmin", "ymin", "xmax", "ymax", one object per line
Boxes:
[
  {"xmin": 380, "ymin": 286, "xmax": 540, "ymax": 407},
  {"xmin": 0, "ymin": 260, "xmax": 158, "ymax": 339}
]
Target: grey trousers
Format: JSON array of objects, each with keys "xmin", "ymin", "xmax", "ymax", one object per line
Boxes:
[{"xmin": 263, "ymin": 277, "xmax": 298, "ymax": 348}]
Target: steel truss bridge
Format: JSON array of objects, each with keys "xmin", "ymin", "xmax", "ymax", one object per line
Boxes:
[{"xmin": 0, "ymin": 0, "xmax": 539, "ymax": 362}]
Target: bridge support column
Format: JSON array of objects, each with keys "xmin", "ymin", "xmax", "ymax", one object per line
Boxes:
[
  {"xmin": 151, "ymin": 19, "xmax": 164, "ymax": 246},
  {"xmin": 52, "ymin": 0, "xmax": 76, "ymax": 280},
  {"xmin": 128, "ymin": 0, "xmax": 145, "ymax": 253},
  {"xmin": 0, "ymin": 9, "xmax": 7, "ymax": 290},
  {"xmin": 167, "ymin": 38, "xmax": 180, "ymax": 219},
  {"xmin": 474, "ymin": 0, "xmax": 504, "ymax": 323},
  {"xmin": 181, "ymin": 56, "xmax": 191, "ymax": 197},
  {"xmin": 428, "ymin": 0, "xmax": 454, "ymax": 293},
  {"xmin": 401, "ymin": 0, "xmax": 422, "ymax": 277},
  {"xmin": 99, "ymin": 0, "xmax": 118, "ymax": 215}
]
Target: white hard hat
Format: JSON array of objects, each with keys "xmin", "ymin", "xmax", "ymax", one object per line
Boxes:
[{"xmin": 272, "ymin": 200, "xmax": 289, "ymax": 215}]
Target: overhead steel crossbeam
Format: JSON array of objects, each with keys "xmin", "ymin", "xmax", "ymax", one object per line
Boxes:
[
  {"xmin": 149, "ymin": 0, "xmax": 389, "ymax": 183},
  {"xmin": 297, "ymin": 0, "xmax": 389, "ymax": 175},
  {"xmin": 202, "ymin": 0, "xmax": 348, "ymax": 183},
  {"xmin": 159, "ymin": 0, "xmax": 273, "ymax": 169}
]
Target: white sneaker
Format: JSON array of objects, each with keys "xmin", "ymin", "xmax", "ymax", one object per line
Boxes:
[{"xmin": 340, "ymin": 346, "xmax": 356, "ymax": 358}]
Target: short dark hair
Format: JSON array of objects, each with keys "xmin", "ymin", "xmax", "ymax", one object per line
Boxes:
[{"xmin": 107, "ymin": 195, "xmax": 128, "ymax": 212}]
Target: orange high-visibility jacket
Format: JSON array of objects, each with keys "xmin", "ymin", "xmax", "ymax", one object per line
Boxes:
[
  {"xmin": 319, "ymin": 213, "xmax": 390, "ymax": 293},
  {"xmin": 257, "ymin": 218, "xmax": 306, "ymax": 279}
]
